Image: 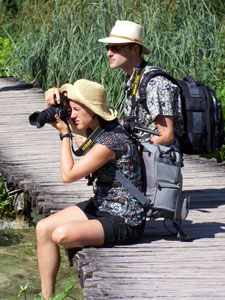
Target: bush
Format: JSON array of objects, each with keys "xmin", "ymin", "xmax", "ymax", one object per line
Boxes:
[{"xmin": 0, "ymin": 177, "xmax": 15, "ymax": 219}]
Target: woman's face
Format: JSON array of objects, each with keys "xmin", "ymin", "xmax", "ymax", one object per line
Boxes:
[{"xmin": 69, "ymin": 100, "xmax": 96, "ymax": 130}]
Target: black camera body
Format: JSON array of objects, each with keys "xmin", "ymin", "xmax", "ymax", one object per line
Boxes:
[
  {"xmin": 123, "ymin": 116, "xmax": 161, "ymax": 137},
  {"xmin": 29, "ymin": 98, "xmax": 72, "ymax": 128}
]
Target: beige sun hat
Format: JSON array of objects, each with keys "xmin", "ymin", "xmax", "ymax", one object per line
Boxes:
[
  {"xmin": 98, "ymin": 20, "xmax": 150, "ymax": 54},
  {"xmin": 60, "ymin": 79, "xmax": 117, "ymax": 121}
]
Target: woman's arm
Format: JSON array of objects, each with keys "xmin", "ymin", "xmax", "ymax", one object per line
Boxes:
[
  {"xmin": 51, "ymin": 114, "xmax": 115, "ymax": 183},
  {"xmin": 60, "ymin": 140, "xmax": 115, "ymax": 183}
]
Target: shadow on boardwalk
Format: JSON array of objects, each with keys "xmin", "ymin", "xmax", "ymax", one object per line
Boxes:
[
  {"xmin": 0, "ymin": 83, "xmax": 33, "ymax": 92},
  {"xmin": 0, "ymin": 77, "xmax": 225, "ymax": 299}
]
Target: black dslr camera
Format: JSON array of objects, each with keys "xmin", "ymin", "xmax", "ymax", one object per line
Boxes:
[{"xmin": 29, "ymin": 94, "xmax": 72, "ymax": 128}]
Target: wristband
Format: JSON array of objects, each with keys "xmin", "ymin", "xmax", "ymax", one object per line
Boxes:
[{"xmin": 59, "ymin": 133, "xmax": 73, "ymax": 140}]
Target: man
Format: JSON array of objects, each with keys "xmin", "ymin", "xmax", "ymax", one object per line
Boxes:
[{"xmin": 98, "ymin": 20, "xmax": 184, "ymax": 146}]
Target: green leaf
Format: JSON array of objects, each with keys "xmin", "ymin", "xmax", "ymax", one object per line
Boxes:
[
  {"xmin": 51, "ymin": 292, "xmax": 67, "ymax": 300},
  {"xmin": 34, "ymin": 293, "xmax": 45, "ymax": 300},
  {"xmin": 64, "ymin": 282, "xmax": 75, "ymax": 295},
  {"xmin": 48, "ymin": 294, "xmax": 57, "ymax": 300},
  {"xmin": 17, "ymin": 283, "xmax": 29, "ymax": 297}
]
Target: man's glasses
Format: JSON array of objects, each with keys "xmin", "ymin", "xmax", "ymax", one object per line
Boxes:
[{"xmin": 105, "ymin": 44, "xmax": 130, "ymax": 53}]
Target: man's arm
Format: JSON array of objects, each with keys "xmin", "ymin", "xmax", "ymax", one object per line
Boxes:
[
  {"xmin": 150, "ymin": 115, "xmax": 174, "ymax": 146},
  {"xmin": 145, "ymin": 75, "xmax": 179, "ymax": 146}
]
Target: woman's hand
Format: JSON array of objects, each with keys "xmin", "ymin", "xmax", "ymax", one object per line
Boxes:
[
  {"xmin": 50, "ymin": 114, "xmax": 70, "ymax": 134},
  {"xmin": 45, "ymin": 87, "xmax": 65, "ymax": 107}
]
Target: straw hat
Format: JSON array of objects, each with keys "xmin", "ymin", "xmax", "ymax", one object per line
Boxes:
[
  {"xmin": 60, "ymin": 79, "xmax": 117, "ymax": 121},
  {"xmin": 98, "ymin": 20, "xmax": 150, "ymax": 54}
]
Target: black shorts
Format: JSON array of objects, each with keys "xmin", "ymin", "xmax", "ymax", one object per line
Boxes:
[{"xmin": 76, "ymin": 200, "xmax": 145, "ymax": 247}]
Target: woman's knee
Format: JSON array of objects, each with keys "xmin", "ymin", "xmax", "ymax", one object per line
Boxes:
[
  {"xmin": 51, "ymin": 220, "xmax": 104, "ymax": 248},
  {"xmin": 52, "ymin": 226, "xmax": 70, "ymax": 245},
  {"xmin": 36, "ymin": 217, "xmax": 54, "ymax": 241},
  {"xmin": 52, "ymin": 227, "xmax": 65, "ymax": 245},
  {"xmin": 51, "ymin": 225, "xmax": 85, "ymax": 248}
]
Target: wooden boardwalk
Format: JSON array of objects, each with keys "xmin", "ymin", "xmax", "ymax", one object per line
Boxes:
[{"xmin": 0, "ymin": 77, "xmax": 225, "ymax": 299}]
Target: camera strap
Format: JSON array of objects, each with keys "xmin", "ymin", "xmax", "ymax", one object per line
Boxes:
[
  {"xmin": 72, "ymin": 125, "xmax": 105, "ymax": 157},
  {"xmin": 131, "ymin": 59, "xmax": 146, "ymax": 111}
]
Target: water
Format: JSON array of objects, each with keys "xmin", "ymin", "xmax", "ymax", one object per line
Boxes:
[
  {"xmin": 0, "ymin": 216, "xmax": 30, "ymax": 230},
  {"xmin": 0, "ymin": 226, "xmax": 84, "ymax": 299}
]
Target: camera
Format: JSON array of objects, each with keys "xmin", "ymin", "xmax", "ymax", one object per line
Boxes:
[
  {"xmin": 29, "ymin": 96, "xmax": 72, "ymax": 128},
  {"xmin": 123, "ymin": 116, "xmax": 161, "ymax": 136},
  {"xmin": 123, "ymin": 116, "xmax": 137, "ymax": 133}
]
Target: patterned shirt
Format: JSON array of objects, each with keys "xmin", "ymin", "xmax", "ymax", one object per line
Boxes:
[
  {"xmin": 124, "ymin": 59, "xmax": 184, "ymax": 142},
  {"xmin": 89, "ymin": 122, "xmax": 145, "ymax": 226}
]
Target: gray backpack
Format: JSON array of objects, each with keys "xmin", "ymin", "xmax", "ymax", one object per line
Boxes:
[
  {"xmin": 141, "ymin": 143, "xmax": 190, "ymax": 222},
  {"xmin": 115, "ymin": 140, "xmax": 191, "ymax": 240}
]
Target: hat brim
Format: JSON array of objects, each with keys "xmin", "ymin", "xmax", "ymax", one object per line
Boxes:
[
  {"xmin": 60, "ymin": 83, "xmax": 117, "ymax": 121},
  {"xmin": 98, "ymin": 37, "xmax": 150, "ymax": 54}
]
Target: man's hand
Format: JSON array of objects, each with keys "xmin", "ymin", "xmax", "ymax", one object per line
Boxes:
[{"xmin": 150, "ymin": 115, "xmax": 174, "ymax": 146}]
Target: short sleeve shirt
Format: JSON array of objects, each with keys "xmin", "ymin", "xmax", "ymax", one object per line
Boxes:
[
  {"xmin": 124, "ymin": 60, "xmax": 184, "ymax": 142},
  {"xmin": 90, "ymin": 124, "xmax": 145, "ymax": 226}
]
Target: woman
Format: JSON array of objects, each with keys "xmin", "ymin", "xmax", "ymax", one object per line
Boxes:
[{"xmin": 36, "ymin": 79, "xmax": 146, "ymax": 299}]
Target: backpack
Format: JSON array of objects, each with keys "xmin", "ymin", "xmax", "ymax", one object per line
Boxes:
[
  {"xmin": 140, "ymin": 142, "xmax": 189, "ymax": 222},
  {"xmin": 122, "ymin": 126, "xmax": 191, "ymax": 240},
  {"xmin": 139, "ymin": 69, "xmax": 225, "ymax": 155}
]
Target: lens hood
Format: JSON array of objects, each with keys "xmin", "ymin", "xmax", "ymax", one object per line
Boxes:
[{"xmin": 29, "ymin": 112, "xmax": 42, "ymax": 128}]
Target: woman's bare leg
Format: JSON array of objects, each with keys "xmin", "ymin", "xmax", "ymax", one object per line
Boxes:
[
  {"xmin": 36, "ymin": 205, "xmax": 104, "ymax": 299},
  {"xmin": 37, "ymin": 232, "xmax": 60, "ymax": 299},
  {"xmin": 52, "ymin": 218, "xmax": 104, "ymax": 248}
]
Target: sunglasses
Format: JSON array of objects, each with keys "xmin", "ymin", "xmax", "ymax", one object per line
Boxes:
[{"xmin": 105, "ymin": 44, "xmax": 130, "ymax": 52}]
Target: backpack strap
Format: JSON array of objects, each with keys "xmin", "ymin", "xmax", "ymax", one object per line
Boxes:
[
  {"xmin": 163, "ymin": 219, "xmax": 196, "ymax": 242},
  {"xmin": 183, "ymin": 76, "xmax": 201, "ymax": 97},
  {"xmin": 115, "ymin": 170, "xmax": 149, "ymax": 207},
  {"xmin": 138, "ymin": 69, "xmax": 179, "ymax": 108},
  {"xmin": 138, "ymin": 70, "xmax": 202, "ymax": 106}
]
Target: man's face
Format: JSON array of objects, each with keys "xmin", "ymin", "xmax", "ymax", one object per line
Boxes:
[{"xmin": 106, "ymin": 44, "xmax": 133, "ymax": 70}]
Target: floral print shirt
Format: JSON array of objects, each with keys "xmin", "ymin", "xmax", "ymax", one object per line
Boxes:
[
  {"xmin": 124, "ymin": 59, "xmax": 184, "ymax": 142},
  {"xmin": 89, "ymin": 122, "xmax": 145, "ymax": 226}
]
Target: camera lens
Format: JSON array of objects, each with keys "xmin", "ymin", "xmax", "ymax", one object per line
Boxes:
[
  {"xmin": 29, "ymin": 105, "xmax": 72, "ymax": 128},
  {"xmin": 29, "ymin": 107, "xmax": 57, "ymax": 128}
]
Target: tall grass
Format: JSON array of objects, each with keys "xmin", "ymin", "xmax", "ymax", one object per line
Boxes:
[{"xmin": 4, "ymin": 0, "xmax": 225, "ymax": 116}]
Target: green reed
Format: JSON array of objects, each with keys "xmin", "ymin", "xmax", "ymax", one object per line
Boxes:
[
  {"xmin": 0, "ymin": 177, "xmax": 15, "ymax": 219},
  {"xmin": 3, "ymin": 0, "xmax": 225, "ymax": 116}
]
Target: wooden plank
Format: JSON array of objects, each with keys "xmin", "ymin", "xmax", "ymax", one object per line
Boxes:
[{"xmin": 0, "ymin": 77, "xmax": 225, "ymax": 299}]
